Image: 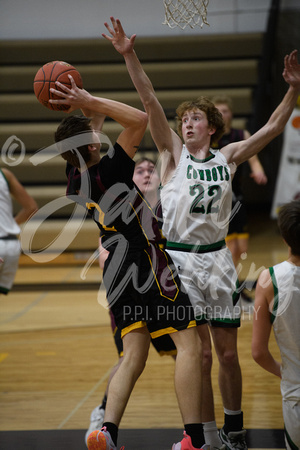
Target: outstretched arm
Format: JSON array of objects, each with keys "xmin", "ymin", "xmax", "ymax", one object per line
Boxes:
[
  {"xmin": 242, "ymin": 129, "xmax": 268, "ymax": 184},
  {"xmin": 248, "ymin": 155, "xmax": 268, "ymax": 185},
  {"xmin": 223, "ymin": 50, "xmax": 300, "ymax": 166},
  {"xmin": 102, "ymin": 17, "xmax": 183, "ymax": 167},
  {"xmin": 2, "ymin": 168, "xmax": 38, "ymax": 224},
  {"xmin": 50, "ymin": 77, "xmax": 147, "ymax": 159},
  {"xmin": 252, "ymin": 269, "xmax": 281, "ymax": 378}
]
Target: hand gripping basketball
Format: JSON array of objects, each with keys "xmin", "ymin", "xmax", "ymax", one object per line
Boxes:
[
  {"xmin": 33, "ymin": 61, "xmax": 83, "ymax": 111},
  {"xmin": 49, "ymin": 76, "xmax": 93, "ymax": 113}
]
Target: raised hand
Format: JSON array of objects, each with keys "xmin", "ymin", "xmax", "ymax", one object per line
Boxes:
[
  {"xmin": 250, "ymin": 170, "xmax": 268, "ymax": 185},
  {"xmin": 283, "ymin": 50, "xmax": 300, "ymax": 89},
  {"xmin": 102, "ymin": 17, "xmax": 136, "ymax": 56},
  {"xmin": 49, "ymin": 75, "xmax": 92, "ymax": 112}
]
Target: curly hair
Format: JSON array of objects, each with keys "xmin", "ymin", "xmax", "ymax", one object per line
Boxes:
[
  {"xmin": 176, "ymin": 96, "xmax": 225, "ymax": 146},
  {"xmin": 54, "ymin": 115, "xmax": 93, "ymax": 168}
]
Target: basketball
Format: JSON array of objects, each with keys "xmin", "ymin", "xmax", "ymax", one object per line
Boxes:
[{"xmin": 33, "ymin": 61, "xmax": 83, "ymax": 111}]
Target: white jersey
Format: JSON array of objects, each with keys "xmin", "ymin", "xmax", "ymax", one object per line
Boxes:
[
  {"xmin": 161, "ymin": 146, "xmax": 235, "ymax": 249},
  {"xmin": 270, "ymin": 261, "xmax": 300, "ymax": 401},
  {"xmin": 0, "ymin": 169, "xmax": 20, "ymax": 237}
]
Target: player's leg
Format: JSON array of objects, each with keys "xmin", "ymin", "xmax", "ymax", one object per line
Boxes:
[
  {"xmin": 85, "ymin": 310, "xmax": 124, "ymax": 446},
  {"xmin": 236, "ymin": 234, "xmax": 253, "ymax": 303},
  {"xmin": 196, "ymin": 323, "xmax": 214, "ymax": 421},
  {"xmin": 205, "ymin": 246, "xmax": 242, "ymax": 413},
  {"xmin": 211, "ymin": 327, "xmax": 241, "ymax": 410},
  {"xmin": 87, "ymin": 326, "xmax": 150, "ymax": 449},
  {"xmin": 207, "ymin": 246, "xmax": 246, "ymax": 448},
  {"xmin": 197, "ymin": 323, "xmax": 223, "ymax": 448},
  {"xmin": 0, "ymin": 239, "xmax": 21, "ymax": 294},
  {"xmin": 98, "ymin": 310, "xmax": 125, "ymax": 412},
  {"xmin": 211, "ymin": 326, "xmax": 246, "ymax": 449},
  {"xmin": 85, "ymin": 358, "xmax": 123, "ymax": 446},
  {"xmin": 225, "ymin": 236, "xmax": 239, "ymax": 267},
  {"xmin": 166, "ymin": 249, "xmax": 223, "ymax": 448},
  {"xmin": 171, "ymin": 327, "xmax": 202, "ymax": 423},
  {"xmin": 236, "ymin": 235, "xmax": 248, "ymax": 260},
  {"xmin": 228, "ymin": 202, "xmax": 252, "ymax": 303},
  {"xmin": 146, "ymin": 246, "xmax": 205, "ymax": 448},
  {"xmin": 226, "ymin": 200, "xmax": 247, "ymax": 268},
  {"xmin": 104, "ymin": 326, "xmax": 150, "ymax": 425},
  {"xmin": 170, "ymin": 327, "xmax": 207, "ymax": 449}
]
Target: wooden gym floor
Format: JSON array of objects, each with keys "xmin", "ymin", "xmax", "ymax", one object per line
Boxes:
[{"xmin": 0, "ymin": 212, "xmax": 288, "ymax": 449}]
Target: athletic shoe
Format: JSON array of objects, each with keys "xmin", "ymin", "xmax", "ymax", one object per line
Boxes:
[
  {"xmin": 85, "ymin": 405, "xmax": 105, "ymax": 446},
  {"xmin": 172, "ymin": 431, "xmax": 210, "ymax": 449},
  {"xmin": 86, "ymin": 427, "xmax": 124, "ymax": 450},
  {"xmin": 219, "ymin": 427, "xmax": 247, "ymax": 449}
]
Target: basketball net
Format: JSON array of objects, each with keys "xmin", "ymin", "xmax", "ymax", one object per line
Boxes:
[{"xmin": 163, "ymin": 0, "xmax": 209, "ymax": 29}]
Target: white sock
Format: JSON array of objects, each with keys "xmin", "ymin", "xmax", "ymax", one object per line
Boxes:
[
  {"xmin": 203, "ymin": 421, "xmax": 222, "ymax": 448},
  {"xmin": 224, "ymin": 408, "xmax": 242, "ymax": 415}
]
